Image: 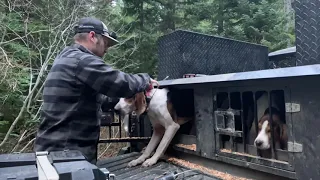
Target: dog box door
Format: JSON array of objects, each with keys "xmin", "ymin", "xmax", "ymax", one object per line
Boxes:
[
  {"xmin": 213, "ymin": 86, "xmax": 296, "ymax": 175},
  {"xmin": 283, "ymin": 87, "xmax": 298, "ymax": 171}
]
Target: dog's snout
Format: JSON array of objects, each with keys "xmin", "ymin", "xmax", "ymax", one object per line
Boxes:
[
  {"xmin": 114, "ymin": 103, "xmax": 120, "ymax": 110},
  {"xmin": 255, "ymin": 140, "xmax": 263, "ymax": 147}
]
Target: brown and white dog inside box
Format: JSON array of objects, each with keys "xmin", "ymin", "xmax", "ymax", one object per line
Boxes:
[
  {"xmin": 114, "ymin": 87, "xmax": 194, "ymax": 167},
  {"xmin": 254, "ymin": 107, "xmax": 288, "ymax": 150},
  {"xmin": 253, "ymin": 92, "xmax": 288, "ymax": 158}
]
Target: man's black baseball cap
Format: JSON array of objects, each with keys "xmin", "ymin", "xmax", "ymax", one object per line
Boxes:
[{"xmin": 74, "ymin": 17, "xmax": 119, "ymax": 47}]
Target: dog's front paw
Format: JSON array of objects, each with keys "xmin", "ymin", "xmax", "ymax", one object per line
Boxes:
[
  {"xmin": 128, "ymin": 158, "xmax": 144, "ymax": 167},
  {"xmin": 142, "ymin": 158, "xmax": 157, "ymax": 167}
]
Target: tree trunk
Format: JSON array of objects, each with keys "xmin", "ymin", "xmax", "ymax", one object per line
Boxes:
[{"xmin": 217, "ymin": 0, "xmax": 224, "ymax": 35}]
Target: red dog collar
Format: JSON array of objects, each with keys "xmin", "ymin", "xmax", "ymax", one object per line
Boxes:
[{"xmin": 145, "ymin": 83, "xmax": 153, "ymax": 98}]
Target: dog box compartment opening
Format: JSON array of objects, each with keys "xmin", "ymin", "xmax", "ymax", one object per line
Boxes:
[
  {"xmin": 214, "ymin": 88, "xmax": 292, "ymax": 170},
  {"xmin": 168, "ymin": 87, "xmax": 197, "ymax": 152}
]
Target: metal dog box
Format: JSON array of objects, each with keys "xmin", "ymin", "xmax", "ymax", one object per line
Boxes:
[
  {"xmin": 156, "ymin": 29, "xmax": 269, "ymax": 80},
  {"xmin": 0, "ymin": 150, "xmax": 113, "ymax": 180},
  {"xmin": 158, "ymin": 62, "xmax": 320, "ymax": 180}
]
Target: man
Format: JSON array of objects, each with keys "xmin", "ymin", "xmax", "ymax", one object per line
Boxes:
[{"xmin": 33, "ymin": 17, "xmax": 157, "ymax": 164}]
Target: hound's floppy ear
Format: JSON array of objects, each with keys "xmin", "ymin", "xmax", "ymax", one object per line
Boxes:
[
  {"xmin": 135, "ymin": 92, "xmax": 146, "ymax": 115},
  {"xmin": 280, "ymin": 124, "xmax": 288, "ymax": 150}
]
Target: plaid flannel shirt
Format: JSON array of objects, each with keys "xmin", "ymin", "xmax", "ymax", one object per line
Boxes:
[{"xmin": 34, "ymin": 43, "xmax": 150, "ymax": 164}]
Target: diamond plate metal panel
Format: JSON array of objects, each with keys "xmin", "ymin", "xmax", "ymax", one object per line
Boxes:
[
  {"xmin": 294, "ymin": 0, "xmax": 320, "ymax": 66},
  {"xmin": 157, "ymin": 30, "xmax": 269, "ymax": 80},
  {"xmin": 269, "ymin": 56, "xmax": 296, "ymax": 68},
  {"xmin": 97, "ymin": 152, "xmax": 220, "ymax": 180}
]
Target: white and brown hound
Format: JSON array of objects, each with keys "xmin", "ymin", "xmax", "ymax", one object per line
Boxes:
[
  {"xmin": 114, "ymin": 87, "xmax": 193, "ymax": 167},
  {"xmin": 253, "ymin": 93, "xmax": 288, "ymax": 158},
  {"xmin": 254, "ymin": 107, "xmax": 288, "ymax": 150}
]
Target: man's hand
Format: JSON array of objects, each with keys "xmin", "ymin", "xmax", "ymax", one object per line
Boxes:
[
  {"xmin": 150, "ymin": 78, "xmax": 159, "ymax": 87},
  {"xmin": 146, "ymin": 78, "xmax": 159, "ymax": 92}
]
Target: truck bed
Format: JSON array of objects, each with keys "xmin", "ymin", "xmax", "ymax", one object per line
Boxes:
[{"xmin": 97, "ymin": 152, "xmax": 220, "ymax": 180}]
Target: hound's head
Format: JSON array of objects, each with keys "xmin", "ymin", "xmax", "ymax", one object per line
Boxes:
[
  {"xmin": 114, "ymin": 92, "xmax": 147, "ymax": 116},
  {"xmin": 254, "ymin": 107, "xmax": 287, "ymax": 150},
  {"xmin": 114, "ymin": 92, "xmax": 147, "ymax": 133}
]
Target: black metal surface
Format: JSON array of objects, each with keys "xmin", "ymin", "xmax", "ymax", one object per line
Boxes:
[
  {"xmin": 100, "ymin": 111, "xmax": 114, "ymax": 126},
  {"xmin": 129, "ymin": 113, "xmax": 148, "ymax": 152},
  {"xmin": 100, "ymin": 122, "xmax": 121, "ymax": 127},
  {"xmin": 99, "ymin": 137, "xmax": 151, "ymax": 143},
  {"xmin": 174, "ymin": 75, "xmax": 320, "ymax": 179},
  {"xmin": 181, "ymin": 78, "xmax": 299, "ymax": 179},
  {"xmin": 0, "ymin": 150, "xmax": 107, "ymax": 180},
  {"xmin": 268, "ymin": 47, "xmax": 296, "ymax": 58},
  {"xmin": 294, "ymin": 0, "xmax": 320, "ymax": 66},
  {"xmin": 0, "ymin": 161, "xmax": 107, "ymax": 180},
  {"xmin": 194, "ymin": 87, "xmax": 215, "ymax": 158},
  {"xmin": 54, "ymin": 161, "xmax": 107, "ymax": 180},
  {"xmin": 158, "ymin": 64, "xmax": 320, "ymax": 87},
  {"xmin": 98, "ymin": 110, "xmax": 151, "ymax": 151},
  {"xmin": 0, "ymin": 152, "xmax": 35, "ymax": 168},
  {"xmin": 100, "ymin": 96, "xmax": 124, "ymax": 140},
  {"xmin": 100, "ymin": 97, "xmax": 119, "ymax": 126},
  {"xmin": 289, "ymin": 76, "xmax": 320, "ymax": 180},
  {"xmin": 156, "ymin": 30, "xmax": 269, "ymax": 80},
  {"xmin": 50, "ymin": 150, "xmax": 86, "ymax": 163},
  {"xmin": 171, "ymin": 146, "xmax": 293, "ymax": 180},
  {"xmin": 97, "ymin": 152, "xmax": 220, "ymax": 180},
  {"xmin": 0, "ymin": 150, "xmax": 86, "ymax": 168},
  {"xmin": 268, "ymin": 47, "xmax": 296, "ymax": 68},
  {"xmin": 0, "ymin": 165, "xmax": 38, "ymax": 180},
  {"xmin": 223, "ymin": 87, "xmax": 292, "ymax": 170}
]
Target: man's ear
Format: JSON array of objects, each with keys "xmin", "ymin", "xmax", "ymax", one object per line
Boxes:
[{"xmin": 135, "ymin": 92, "xmax": 146, "ymax": 115}]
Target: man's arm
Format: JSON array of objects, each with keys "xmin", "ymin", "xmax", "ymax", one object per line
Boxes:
[{"xmin": 75, "ymin": 55, "xmax": 151, "ymax": 98}]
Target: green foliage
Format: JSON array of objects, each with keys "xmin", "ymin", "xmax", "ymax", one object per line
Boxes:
[
  {"xmin": 119, "ymin": 0, "xmax": 295, "ymax": 77},
  {"xmin": 3, "ymin": 13, "xmax": 25, "ymax": 33}
]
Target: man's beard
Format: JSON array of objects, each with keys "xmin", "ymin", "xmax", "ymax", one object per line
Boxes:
[{"xmin": 94, "ymin": 39, "xmax": 105, "ymax": 57}]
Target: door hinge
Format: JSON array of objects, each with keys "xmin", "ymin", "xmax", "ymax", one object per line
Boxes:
[
  {"xmin": 287, "ymin": 142, "xmax": 303, "ymax": 153},
  {"xmin": 285, "ymin": 103, "xmax": 300, "ymax": 113}
]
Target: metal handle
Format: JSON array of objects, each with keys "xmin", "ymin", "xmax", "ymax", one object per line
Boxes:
[
  {"xmin": 108, "ymin": 173, "xmax": 116, "ymax": 180},
  {"xmin": 36, "ymin": 151, "xmax": 59, "ymax": 180}
]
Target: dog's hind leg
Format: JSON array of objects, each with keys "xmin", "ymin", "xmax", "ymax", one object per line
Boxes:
[
  {"xmin": 142, "ymin": 112, "xmax": 180, "ymax": 167},
  {"xmin": 127, "ymin": 125, "xmax": 164, "ymax": 167}
]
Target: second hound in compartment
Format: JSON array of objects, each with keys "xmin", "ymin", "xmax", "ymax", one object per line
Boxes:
[
  {"xmin": 253, "ymin": 92, "xmax": 288, "ymax": 158},
  {"xmin": 254, "ymin": 107, "xmax": 288, "ymax": 150},
  {"xmin": 114, "ymin": 87, "xmax": 194, "ymax": 167}
]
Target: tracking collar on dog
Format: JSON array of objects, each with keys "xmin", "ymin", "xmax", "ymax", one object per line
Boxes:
[
  {"xmin": 136, "ymin": 81, "xmax": 158, "ymax": 116},
  {"xmin": 141, "ymin": 90, "xmax": 152, "ymax": 115}
]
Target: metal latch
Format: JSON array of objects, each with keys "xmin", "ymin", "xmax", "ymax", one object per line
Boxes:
[
  {"xmin": 214, "ymin": 109, "xmax": 242, "ymax": 137},
  {"xmin": 285, "ymin": 103, "xmax": 300, "ymax": 113},
  {"xmin": 36, "ymin": 151, "xmax": 59, "ymax": 180},
  {"xmin": 99, "ymin": 168, "xmax": 116, "ymax": 180},
  {"xmin": 287, "ymin": 142, "xmax": 303, "ymax": 153},
  {"xmin": 215, "ymin": 109, "xmax": 237, "ymax": 131}
]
